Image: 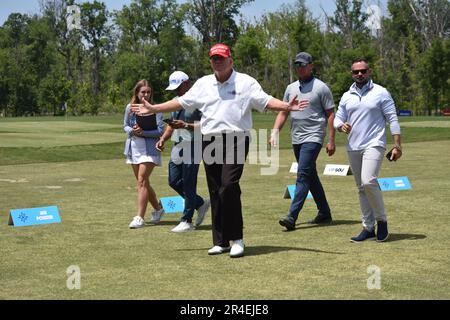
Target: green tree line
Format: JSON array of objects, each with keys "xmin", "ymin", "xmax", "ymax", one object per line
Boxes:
[{"xmin": 0, "ymin": 0, "xmax": 448, "ymax": 117}]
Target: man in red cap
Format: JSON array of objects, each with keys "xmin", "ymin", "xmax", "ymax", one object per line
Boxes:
[
  {"xmin": 209, "ymin": 43, "xmax": 231, "ymax": 57},
  {"xmin": 131, "ymin": 43, "xmax": 308, "ymax": 258}
]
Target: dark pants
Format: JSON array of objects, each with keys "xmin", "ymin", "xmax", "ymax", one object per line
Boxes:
[
  {"xmin": 168, "ymin": 142, "xmax": 204, "ymax": 223},
  {"xmin": 202, "ymin": 134, "xmax": 249, "ymax": 247},
  {"xmin": 288, "ymin": 142, "xmax": 331, "ymax": 221}
]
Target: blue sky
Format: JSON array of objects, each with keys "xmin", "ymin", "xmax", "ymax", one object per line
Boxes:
[{"xmin": 0, "ymin": 0, "xmax": 387, "ymax": 26}]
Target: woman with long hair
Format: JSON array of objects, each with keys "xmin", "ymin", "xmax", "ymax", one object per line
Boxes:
[{"xmin": 123, "ymin": 79, "xmax": 165, "ymax": 228}]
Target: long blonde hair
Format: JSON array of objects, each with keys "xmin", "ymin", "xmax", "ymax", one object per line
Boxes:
[{"xmin": 130, "ymin": 79, "xmax": 153, "ymax": 105}]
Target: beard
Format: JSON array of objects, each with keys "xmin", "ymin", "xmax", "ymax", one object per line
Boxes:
[{"xmin": 354, "ymin": 77, "xmax": 369, "ymax": 86}]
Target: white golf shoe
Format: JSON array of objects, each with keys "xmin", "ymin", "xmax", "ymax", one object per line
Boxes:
[
  {"xmin": 171, "ymin": 221, "xmax": 194, "ymax": 233},
  {"xmin": 208, "ymin": 245, "xmax": 231, "ymax": 255},
  {"xmin": 230, "ymin": 239, "xmax": 245, "ymax": 258},
  {"xmin": 129, "ymin": 216, "xmax": 145, "ymax": 229}
]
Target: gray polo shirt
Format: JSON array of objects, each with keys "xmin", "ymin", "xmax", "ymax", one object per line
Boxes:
[{"xmin": 283, "ymin": 77, "xmax": 335, "ymax": 145}]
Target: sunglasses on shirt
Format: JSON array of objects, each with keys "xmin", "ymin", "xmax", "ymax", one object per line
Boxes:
[{"xmin": 351, "ymin": 69, "xmax": 369, "ymax": 75}]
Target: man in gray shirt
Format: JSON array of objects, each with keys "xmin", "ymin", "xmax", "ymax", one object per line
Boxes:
[{"xmin": 271, "ymin": 52, "xmax": 336, "ymax": 231}]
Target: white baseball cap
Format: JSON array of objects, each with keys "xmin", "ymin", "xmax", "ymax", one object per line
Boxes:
[{"xmin": 165, "ymin": 71, "xmax": 189, "ymax": 91}]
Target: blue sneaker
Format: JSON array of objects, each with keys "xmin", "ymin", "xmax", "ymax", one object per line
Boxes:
[
  {"xmin": 350, "ymin": 229, "xmax": 376, "ymax": 243},
  {"xmin": 376, "ymin": 221, "xmax": 389, "ymax": 242}
]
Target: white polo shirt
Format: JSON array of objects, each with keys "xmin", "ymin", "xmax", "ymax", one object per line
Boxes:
[{"xmin": 177, "ymin": 70, "xmax": 272, "ymax": 135}]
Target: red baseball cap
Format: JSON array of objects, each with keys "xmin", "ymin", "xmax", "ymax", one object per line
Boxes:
[{"xmin": 209, "ymin": 44, "xmax": 231, "ymax": 58}]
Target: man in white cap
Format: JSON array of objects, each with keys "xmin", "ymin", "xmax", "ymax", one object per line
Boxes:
[{"xmin": 156, "ymin": 71, "xmax": 210, "ymax": 233}]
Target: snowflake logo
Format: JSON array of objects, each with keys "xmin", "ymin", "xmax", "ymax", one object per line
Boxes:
[
  {"xmin": 168, "ymin": 200, "xmax": 176, "ymax": 210},
  {"xmin": 18, "ymin": 212, "xmax": 28, "ymax": 223}
]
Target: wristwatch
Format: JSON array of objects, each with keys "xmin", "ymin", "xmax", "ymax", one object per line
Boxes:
[{"xmin": 184, "ymin": 122, "xmax": 189, "ymax": 130}]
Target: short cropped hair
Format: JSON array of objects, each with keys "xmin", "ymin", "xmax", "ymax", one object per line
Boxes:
[{"xmin": 352, "ymin": 58, "xmax": 370, "ymax": 67}]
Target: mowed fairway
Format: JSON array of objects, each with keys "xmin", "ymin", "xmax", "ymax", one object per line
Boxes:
[
  {"xmin": 0, "ymin": 115, "xmax": 449, "ymax": 299},
  {"xmin": 0, "ymin": 121, "xmax": 123, "ymax": 148}
]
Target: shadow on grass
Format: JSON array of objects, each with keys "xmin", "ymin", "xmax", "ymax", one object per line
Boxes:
[
  {"xmin": 245, "ymin": 246, "xmax": 345, "ymax": 256},
  {"xmin": 177, "ymin": 246, "xmax": 345, "ymax": 256},
  {"xmin": 144, "ymin": 222, "xmax": 213, "ymax": 230},
  {"xmin": 145, "ymin": 221, "xmax": 179, "ymax": 227},
  {"xmin": 280, "ymin": 219, "xmax": 360, "ymax": 232},
  {"xmin": 387, "ymin": 233, "xmax": 427, "ymax": 242},
  {"xmin": 194, "ymin": 225, "xmax": 212, "ymax": 231}
]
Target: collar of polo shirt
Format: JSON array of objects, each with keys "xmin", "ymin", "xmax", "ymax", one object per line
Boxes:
[{"xmin": 214, "ymin": 69, "xmax": 236, "ymax": 85}]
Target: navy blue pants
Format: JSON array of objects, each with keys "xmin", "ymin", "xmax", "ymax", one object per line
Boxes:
[
  {"xmin": 288, "ymin": 142, "xmax": 331, "ymax": 221},
  {"xmin": 168, "ymin": 142, "xmax": 204, "ymax": 223}
]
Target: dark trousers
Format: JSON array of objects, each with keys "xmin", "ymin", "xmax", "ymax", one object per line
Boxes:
[
  {"xmin": 288, "ymin": 143, "xmax": 331, "ymax": 221},
  {"xmin": 168, "ymin": 158, "xmax": 204, "ymax": 223},
  {"xmin": 202, "ymin": 134, "xmax": 249, "ymax": 247}
]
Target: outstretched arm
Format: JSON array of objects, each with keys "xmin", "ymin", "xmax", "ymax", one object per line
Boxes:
[
  {"xmin": 266, "ymin": 95, "xmax": 309, "ymax": 112},
  {"xmin": 131, "ymin": 97, "xmax": 182, "ymax": 115}
]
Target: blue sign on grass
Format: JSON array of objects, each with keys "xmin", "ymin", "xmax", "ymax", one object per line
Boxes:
[
  {"xmin": 9, "ymin": 206, "xmax": 61, "ymax": 227},
  {"xmin": 378, "ymin": 177, "xmax": 411, "ymax": 191},
  {"xmin": 284, "ymin": 185, "xmax": 313, "ymax": 200},
  {"xmin": 398, "ymin": 110, "xmax": 413, "ymax": 116},
  {"xmin": 160, "ymin": 196, "xmax": 185, "ymax": 214}
]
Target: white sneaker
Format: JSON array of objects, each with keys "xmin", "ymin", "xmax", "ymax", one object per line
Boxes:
[
  {"xmin": 208, "ymin": 245, "xmax": 231, "ymax": 255},
  {"xmin": 149, "ymin": 207, "xmax": 165, "ymax": 224},
  {"xmin": 171, "ymin": 221, "xmax": 194, "ymax": 233},
  {"xmin": 129, "ymin": 216, "xmax": 145, "ymax": 229},
  {"xmin": 195, "ymin": 199, "xmax": 210, "ymax": 227},
  {"xmin": 230, "ymin": 239, "xmax": 245, "ymax": 258}
]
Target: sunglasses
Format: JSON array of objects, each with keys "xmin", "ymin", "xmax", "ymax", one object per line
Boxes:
[
  {"xmin": 352, "ymin": 69, "xmax": 369, "ymax": 75},
  {"xmin": 210, "ymin": 55, "xmax": 227, "ymax": 62},
  {"xmin": 294, "ymin": 62, "xmax": 310, "ymax": 68}
]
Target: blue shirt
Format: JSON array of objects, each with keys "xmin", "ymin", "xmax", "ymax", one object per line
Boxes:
[
  {"xmin": 169, "ymin": 108, "xmax": 202, "ymax": 143},
  {"xmin": 123, "ymin": 104, "xmax": 165, "ymax": 157}
]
